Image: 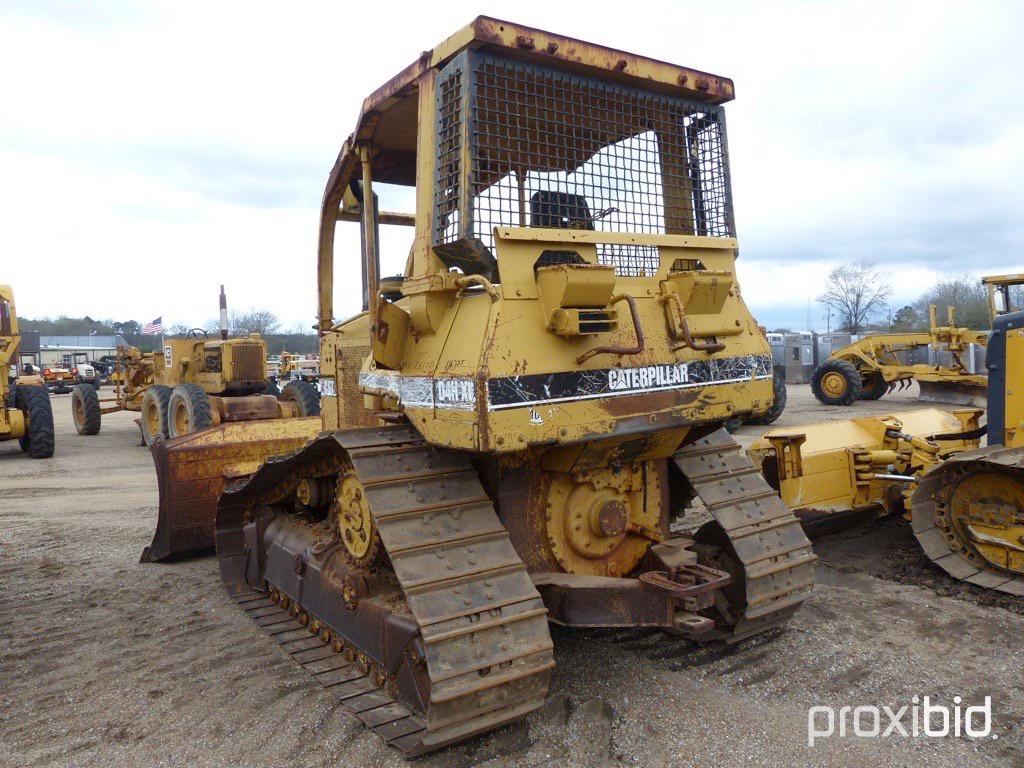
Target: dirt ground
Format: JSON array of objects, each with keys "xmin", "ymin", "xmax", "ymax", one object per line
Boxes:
[{"xmin": 1, "ymin": 384, "xmax": 1021, "ymax": 768}]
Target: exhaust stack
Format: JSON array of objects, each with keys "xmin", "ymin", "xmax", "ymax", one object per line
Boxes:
[{"xmin": 219, "ymin": 284, "xmax": 229, "ymax": 340}]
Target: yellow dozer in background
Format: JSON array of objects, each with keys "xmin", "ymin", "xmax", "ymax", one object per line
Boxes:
[
  {"xmin": 751, "ymin": 274, "xmax": 1024, "ymax": 595},
  {"xmin": 151, "ymin": 18, "xmax": 814, "ymax": 754},
  {"xmin": 1, "ymin": 285, "xmax": 54, "ymax": 459}
]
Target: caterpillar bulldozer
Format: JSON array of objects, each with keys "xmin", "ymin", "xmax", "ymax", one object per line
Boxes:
[
  {"xmin": 750, "ymin": 273, "xmax": 1024, "ymax": 595},
  {"xmin": 72, "ymin": 286, "xmax": 321, "ymax": 447},
  {"xmin": 1, "ymin": 285, "xmax": 55, "ymax": 459},
  {"xmin": 154, "ymin": 19, "xmax": 814, "ymax": 754}
]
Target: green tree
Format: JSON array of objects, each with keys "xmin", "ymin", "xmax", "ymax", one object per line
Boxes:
[
  {"xmin": 890, "ymin": 305, "xmax": 919, "ymax": 331},
  {"xmin": 914, "ymin": 278, "xmax": 989, "ymax": 330}
]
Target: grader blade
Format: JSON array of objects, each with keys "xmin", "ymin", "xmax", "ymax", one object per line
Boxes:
[
  {"xmin": 917, "ymin": 379, "xmax": 988, "ymax": 408},
  {"xmin": 142, "ymin": 417, "xmax": 321, "ymax": 562}
]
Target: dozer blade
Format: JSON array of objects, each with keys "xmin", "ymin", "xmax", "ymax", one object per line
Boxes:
[
  {"xmin": 917, "ymin": 379, "xmax": 988, "ymax": 408},
  {"xmin": 141, "ymin": 417, "xmax": 322, "ymax": 562}
]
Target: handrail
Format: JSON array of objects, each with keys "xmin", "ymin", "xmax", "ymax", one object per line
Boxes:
[
  {"xmin": 662, "ymin": 291, "xmax": 726, "ymax": 354},
  {"xmin": 453, "ymin": 274, "xmax": 500, "ymax": 301}
]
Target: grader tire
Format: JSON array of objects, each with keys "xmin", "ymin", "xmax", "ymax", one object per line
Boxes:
[
  {"xmin": 168, "ymin": 383, "xmax": 213, "ymax": 438},
  {"xmin": 811, "ymin": 359, "xmax": 862, "ymax": 406},
  {"xmin": 15, "ymin": 385, "xmax": 55, "ymax": 458},
  {"xmin": 280, "ymin": 379, "xmax": 320, "ymax": 417},
  {"xmin": 71, "ymin": 383, "xmax": 102, "ymax": 435},
  {"xmin": 858, "ymin": 370, "xmax": 888, "ymax": 400},
  {"xmin": 140, "ymin": 385, "xmax": 173, "ymax": 446}
]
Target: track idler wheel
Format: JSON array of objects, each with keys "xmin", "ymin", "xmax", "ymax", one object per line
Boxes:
[{"xmin": 333, "ymin": 471, "xmax": 380, "ymax": 565}]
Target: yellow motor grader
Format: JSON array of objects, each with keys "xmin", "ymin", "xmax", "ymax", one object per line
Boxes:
[
  {"xmin": 811, "ymin": 304, "xmax": 990, "ymax": 407},
  {"xmin": 811, "ymin": 275, "xmax": 1024, "ymax": 408},
  {"xmin": 1, "ymin": 285, "xmax": 54, "ymax": 459},
  {"xmin": 72, "ymin": 287, "xmax": 321, "ymax": 447},
  {"xmin": 750, "ymin": 280, "xmax": 1024, "ymax": 595},
  {"xmin": 70, "ymin": 344, "xmax": 154, "ymax": 438},
  {"xmin": 130, "ymin": 288, "xmax": 323, "ymax": 561},
  {"xmin": 153, "ymin": 19, "xmax": 814, "ymax": 754}
]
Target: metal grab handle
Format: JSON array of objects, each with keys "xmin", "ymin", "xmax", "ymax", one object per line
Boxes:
[
  {"xmin": 576, "ymin": 294, "xmax": 645, "ymax": 364},
  {"xmin": 453, "ymin": 274, "xmax": 500, "ymax": 301},
  {"xmin": 662, "ymin": 292, "xmax": 726, "ymax": 354}
]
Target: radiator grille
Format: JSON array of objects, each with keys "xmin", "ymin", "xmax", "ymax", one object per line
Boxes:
[{"xmin": 227, "ymin": 341, "xmax": 266, "ymax": 382}]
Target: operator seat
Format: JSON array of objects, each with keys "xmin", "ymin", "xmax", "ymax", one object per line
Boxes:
[{"xmin": 530, "ymin": 191, "xmax": 594, "ymax": 230}]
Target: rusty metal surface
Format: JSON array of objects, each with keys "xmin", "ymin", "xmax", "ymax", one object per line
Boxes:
[
  {"xmin": 639, "ymin": 562, "xmax": 731, "ymax": 611},
  {"xmin": 911, "ymin": 448, "xmax": 1024, "ymax": 596},
  {"xmin": 140, "ymin": 417, "xmax": 321, "ymax": 562},
  {"xmin": 673, "ymin": 428, "xmax": 817, "ymax": 641},
  {"xmin": 575, "ymin": 295, "xmax": 645, "ymax": 364},
  {"xmin": 533, "ymin": 572, "xmax": 673, "ymax": 627},
  {"xmin": 216, "ymin": 424, "xmax": 554, "ymax": 756}
]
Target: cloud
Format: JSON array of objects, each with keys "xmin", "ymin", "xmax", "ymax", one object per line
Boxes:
[{"xmin": 1, "ymin": 0, "xmax": 1021, "ymax": 331}]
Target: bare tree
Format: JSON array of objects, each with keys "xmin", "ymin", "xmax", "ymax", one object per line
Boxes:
[
  {"xmin": 231, "ymin": 309, "xmax": 280, "ymax": 336},
  {"xmin": 817, "ymin": 261, "xmax": 891, "ymax": 334}
]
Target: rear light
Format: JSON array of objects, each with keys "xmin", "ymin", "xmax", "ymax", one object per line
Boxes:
[
  {"xmin": 72, "ymin": 367, "xmax": 79, "ymax": 375},
  {"xmin": 44, "ymin": 368, "xmax": 51, "ymax": 376}
]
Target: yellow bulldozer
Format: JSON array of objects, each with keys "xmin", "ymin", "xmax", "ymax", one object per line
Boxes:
[
  {"xmin": 1, "ymin": 285, "xmax": 55, "ymax": 459},
  {"xmin": 71, "ymin": 286, "xmax": 321, "ymax": 446},
  {"xmin": 750, "ymin": 274, "xmax": 1024, "ymax": 595},
  {"xmin": 151, "ymin": 18, "xmax": 813, "ymax": 754}
]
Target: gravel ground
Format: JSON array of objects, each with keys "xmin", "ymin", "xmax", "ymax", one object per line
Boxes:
[{"xmin": 1, "ymin": 384, "xmax": 1021, "ymax": 768}]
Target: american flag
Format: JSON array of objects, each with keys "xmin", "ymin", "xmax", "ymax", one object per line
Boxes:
[{"xmin": 142, "ymin": 317, "xmax": 163, "ymax": 334}]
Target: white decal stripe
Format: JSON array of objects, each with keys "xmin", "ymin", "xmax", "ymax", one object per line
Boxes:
[
  {"xmin": 358, "ymin": 372, "xmax": 477, "ymax": 411},
  {"xmin": 360, "ymin": 369, "xmax": 773, "ymax": 412},
  {"xmin": 486, "ymin": 373, "xmax": 772, "ymax": 411}
]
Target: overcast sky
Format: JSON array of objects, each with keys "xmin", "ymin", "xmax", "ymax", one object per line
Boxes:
[{"xmin": 2, "ymin": 1, "xmax": 1021, "ymax": 332}]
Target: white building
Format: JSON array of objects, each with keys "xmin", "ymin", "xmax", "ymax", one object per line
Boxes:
[{"xmin": 38, "ymin": 335, "xmax": 128, "ymax": 366}]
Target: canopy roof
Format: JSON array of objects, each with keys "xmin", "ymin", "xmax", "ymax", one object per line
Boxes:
[
  {"xmin": 317, "ymin": 17, "xmax": 735, "ymax": 328},
  {"xmin": 333, "ymin": 16, "xmax": 734, "ymax": 188}
]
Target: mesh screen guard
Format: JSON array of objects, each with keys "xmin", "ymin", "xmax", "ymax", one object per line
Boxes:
[{"xmin": 433, "ymin": 52, "xmax": 735, "ymax": 277}]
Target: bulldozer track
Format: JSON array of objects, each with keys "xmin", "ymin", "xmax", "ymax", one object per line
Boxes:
[
  {"xmin": 912, "ymin": 447, "xmax": 1024, "ymax": 597},
  {"xmin": 672, "ymin": 429, "xmax": 817, "ymax": 641},
  {"xmin": 229, "ymin": 589, "xmax": 429, "ymax": 749},
  {"xmin": 219, "ymin": 425, "xmax": 554, "ymax": 757}
]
